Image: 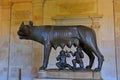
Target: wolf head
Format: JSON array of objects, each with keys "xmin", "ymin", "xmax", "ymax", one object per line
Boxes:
[{"xmin": 17, "ymin": 21, "xmax": 33, "ymax": 39}]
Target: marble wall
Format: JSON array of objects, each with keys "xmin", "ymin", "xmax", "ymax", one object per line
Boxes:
[
  {"xmin": 0, "ymin": 1, "xmax": 43, "ymax": 80},
  {"xmin": 0, "ymin": 0, "xmax": 120, "ymax": 80},
  {"xmin": 114, "ymin": 0, "xmax": 120, "ymax": 80},
  {"xmin": 9, "ymin": 3, "xmax": 33, "ymax": 80},
  {"xmin": 0, "ymin": 3, "xmax": 11, "ymax": 80}
]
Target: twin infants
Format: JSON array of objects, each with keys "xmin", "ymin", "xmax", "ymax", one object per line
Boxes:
[{"xmin": 56, "ymin": 47, "xmax": 84, "ymax": 71}]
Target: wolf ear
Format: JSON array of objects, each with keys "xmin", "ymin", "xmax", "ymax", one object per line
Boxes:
[
  {"xmin": 29, "ymin": 21, "xmax": 33, "ymax": 27},
  {"xmin": 21, "ymin": 21, "xmax": 24, "ymax": 26}
]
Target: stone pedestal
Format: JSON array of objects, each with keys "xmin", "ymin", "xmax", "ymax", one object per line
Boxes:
[{"xmin": 34, "ymin": 69, "xmax": 102, "ymax": 80}]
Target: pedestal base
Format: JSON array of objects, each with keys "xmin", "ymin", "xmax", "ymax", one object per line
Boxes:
[{"xmin": 34, "ymin": 69, "xmax": 102, "ymax": 80}]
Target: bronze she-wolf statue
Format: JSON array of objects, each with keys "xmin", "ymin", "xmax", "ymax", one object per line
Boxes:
[{"xmin": 17, "ymin": 21, "xmax": 104, "ymax": 72}]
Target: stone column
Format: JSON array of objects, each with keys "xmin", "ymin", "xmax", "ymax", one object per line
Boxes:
[{"xmin": 0, "ymin": 2, "xmax": 12, "ymax": 80}]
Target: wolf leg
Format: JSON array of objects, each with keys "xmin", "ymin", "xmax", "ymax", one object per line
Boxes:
[{"xmin": 39, "ymin": 43, "xmax": 51, "ymax": 70}]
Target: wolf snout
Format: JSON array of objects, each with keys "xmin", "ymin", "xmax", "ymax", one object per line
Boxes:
[{"xmin": 17, "ymin": 30, "xmax": 22, "ymax": 36}]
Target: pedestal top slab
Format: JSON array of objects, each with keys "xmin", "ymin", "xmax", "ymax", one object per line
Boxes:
[{"xmin": 34, "ymin": 69, "xmax": 102, "ymax": 80}]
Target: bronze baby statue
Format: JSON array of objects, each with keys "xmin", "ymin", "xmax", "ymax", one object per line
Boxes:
[
  {"xmin": 56, "ymin": 50, "xmax": 72, "ymax": 70},
  {"xmin": 71, "ymin": 47, "xmax": 84, "ymax": 70}
]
